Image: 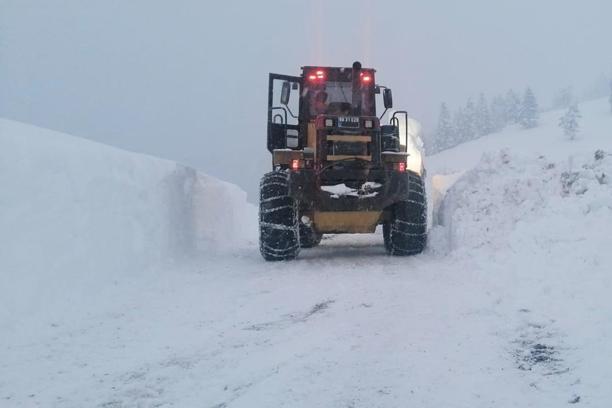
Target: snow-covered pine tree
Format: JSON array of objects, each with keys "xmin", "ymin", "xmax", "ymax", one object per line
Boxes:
[
  {"xmin": 559, "ymin": 104, "xmax": 581, "ymax": 140},
  {"xmin": 476, "ymin": 93, "xmax": 492, "ymax": 136},
  {"xmin": 464, "ymin": 98, "xmax": 478, "ymax": 140},
  {"xmin": 505, "ymin": 90, "xmax": 521, "ymax": 124},
  {"xmin": 490, "ymin": 95, "xmax": 508, "ymax": 132},
  {"xmin": 452, "ymin": 107, "xmax": 467, "ymax": 148},
  {"xmin": 519, "ymin": 87, "xmax": 539, "ymax": 129},
  {"xmin": 435, "ymin": 102, "xmax": 453, "ymax": 152}
]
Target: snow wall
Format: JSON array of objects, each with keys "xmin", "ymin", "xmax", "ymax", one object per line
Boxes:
[{"xmin": 0, "ymin": 119, "xmax": 257, "ymax": 326}]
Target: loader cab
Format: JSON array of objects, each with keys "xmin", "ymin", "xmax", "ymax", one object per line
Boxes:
[
  {"xmin": 266, "ymin": 62, "xmax": 380, "ymax": 153},
  {"xmin": 300, "ymin": 65, "xmax": 377, "ymax": 119}
]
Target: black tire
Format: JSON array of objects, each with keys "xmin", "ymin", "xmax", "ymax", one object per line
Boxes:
[
  {"xmin": 384, "ymin": 172, "xmax": 427, "ymax": 256},
  {"xmin": 383, "ymin": 222, "xmax": 392, "ymax": 253},
  {"xmin": 299, "ymin": 222, "xmax": 322, "ymax": 248},
  {"xmin": 259, "ymin": 171, "xmax": 300, "ymax": 261}
]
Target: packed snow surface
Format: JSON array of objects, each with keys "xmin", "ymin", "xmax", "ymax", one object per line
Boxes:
[{"xmin": 2, "ymin": 98, "xmax": 612, "ymax": 407}]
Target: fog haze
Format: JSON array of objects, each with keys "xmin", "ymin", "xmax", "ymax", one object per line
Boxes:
[{"xmin": 2, "ymin": 0, "xmax": 611, "ymax": 199}]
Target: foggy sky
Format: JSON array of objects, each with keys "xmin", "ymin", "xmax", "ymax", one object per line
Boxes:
[{"xmin": 2, "ymin": 0, "xmax": 611, "ymax": 200}]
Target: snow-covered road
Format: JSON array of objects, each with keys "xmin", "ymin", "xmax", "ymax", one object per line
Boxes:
[
  {"xmin": 1, "ymin": 234, "xmax": 521, "ymax": 407},
  {"xmin": 5, "ymin": 222, "xmax": 609, "ymax": 407}
]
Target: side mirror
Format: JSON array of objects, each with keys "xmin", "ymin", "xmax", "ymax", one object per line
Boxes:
[
  {"xmin": 280, "ymin": 81, "xmax": 291, "ymax": 105},
  {"xmin": 383, "ymin": 88, "xmax": 393, "ymax": 109}
]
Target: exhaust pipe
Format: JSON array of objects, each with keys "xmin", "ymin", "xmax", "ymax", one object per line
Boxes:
[{"xmin": 351, "ymin": 61, "xmax": 362, "ymax": 115}]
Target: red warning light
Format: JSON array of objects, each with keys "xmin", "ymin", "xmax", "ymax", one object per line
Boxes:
[
  {"xmin": 291, "ymin": 159, "xmax": 300, "ymax": 170},
  {"xmin": 398, "ymin": 162, "xmax": 406, "ymax": 172},
  {"xmin": 308, "ymin": 69, "xmax": 326, "ymax": 82},
  {"xmin": 360, "ymin": 71, "xmax": 373, "ymax": 84}
]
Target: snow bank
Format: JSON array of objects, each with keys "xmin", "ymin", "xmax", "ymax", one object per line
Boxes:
[
  {"xmin": 437, "ymin": 149, "xmax": 612, "ymax": 252},
  {"xmin": 0, "ymin": 119, "xmax": 256, "ymax": 329}
]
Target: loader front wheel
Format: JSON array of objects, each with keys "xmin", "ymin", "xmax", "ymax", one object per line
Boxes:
[
  {"xmin": 384, "ymin": 172, "xmax": 427, "ymax": 256},
  {"xmin": 259, "ymin": 171, "xmax": 300, "ymax": 261}
]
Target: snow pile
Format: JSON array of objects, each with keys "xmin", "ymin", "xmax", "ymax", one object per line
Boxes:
[
  {"xmin": 0, "ymin": 119, "xmax": 256, "ymax": 328},
  {"xmin": 437, "ymin": 149, "xmax": 612, "ymax": 251}
]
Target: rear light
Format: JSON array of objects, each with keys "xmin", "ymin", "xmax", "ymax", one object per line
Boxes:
[
  {"xmin": 324, "ymin": 118, "xmax": 334, "ymax": 127},
  {"xmin": 394, "ymin": 162, "xmax": 406, "ymax": 172},
  {"xmin": 291, "ymin": 159, "xmax": 300, "ymax": 170},
  {"xmin": 364, "ymin": 119, "xmax": 373, "ymax": 128}
]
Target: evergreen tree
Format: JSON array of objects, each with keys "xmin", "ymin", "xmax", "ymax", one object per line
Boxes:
[
  {"xmin": 463, "ymin": 98, "xmax": 478, "ymax": 140},
  {"xmin": 505, "ymin": 90, "xmax": 521, "ymax": 124},
  {"xmin": 435, "ymin": 102, "xmax": 454, "ymax": 152},
  {"xmin": 490, "ymin": 95, "xmax": 508, "ymax": 132},
  {"xmin": 452, "ymin": 107, "xmax": 467, "ymax": 148},
  {"xmin": 559, "ymin": 104, "xmax": 581, "ymax": 140},
  {"xmin": 476, "ymin": 93, "xmax": 493, "ymax": 136},
  {"xmin": 519, "ymin": 87, "xmax": 539, "ymax": 129}
]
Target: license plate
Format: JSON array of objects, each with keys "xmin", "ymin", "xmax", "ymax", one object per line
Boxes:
[{"xmin": 338, "ymin": 116, "xmax": 359, "ymax": 128}]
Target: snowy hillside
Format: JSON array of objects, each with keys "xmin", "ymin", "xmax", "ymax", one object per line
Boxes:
[
  {"xmin": 1, "ymin": 98, "xmax": 612, "ymax": 408},
  {"xmin": 429, "ymin": 97, "xmax": 612, "ymax": 175}
]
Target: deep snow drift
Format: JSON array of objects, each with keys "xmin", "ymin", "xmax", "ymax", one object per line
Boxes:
[
  {"xmin": 0, "ymin": 118, "xmax": 256, "ymax": 332},
  {"xmin": 1, "ymin": 98, "xmax": 612, "ymax": 407}
]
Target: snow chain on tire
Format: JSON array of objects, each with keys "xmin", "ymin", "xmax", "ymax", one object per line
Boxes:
[
  {"xmin": 259, "ymin": 171, "xmax": 300, "ymax": 261},
  {"xmin": 384, "ymin": 172, "xmax": 427, "ymax": 256}
]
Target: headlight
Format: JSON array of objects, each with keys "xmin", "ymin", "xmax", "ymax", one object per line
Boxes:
[
  {"xmin": 325, "ymin": 118, "xmax": 334, "ymax": 127},
  {"xmin": 364, "ymin": 119, "xmax": 373, "ymax": 128}
]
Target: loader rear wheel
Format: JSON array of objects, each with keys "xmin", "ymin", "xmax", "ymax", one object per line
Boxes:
[
  {"xmin": 299, "ymin": 223, "xmax": 322, "ymax": 248},
  {"xmin": 383, "ymin": 222, "xmax": 392, "ymax": 253},
  {"xmin": 384, "ymin": 172, "xmax": 427, "ymax": 256},
  {"xmin": 259, "ymin": 171, "xmax": 300, "ymax": 261}
]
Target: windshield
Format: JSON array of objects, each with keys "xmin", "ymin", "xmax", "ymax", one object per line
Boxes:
[
  {"xmin": 325, "ymin": 81, "xmax": 352, "ymax": 105},
  {"xmin": 305, "ymin": 81, "xmax": 375, "ymax": 117}
]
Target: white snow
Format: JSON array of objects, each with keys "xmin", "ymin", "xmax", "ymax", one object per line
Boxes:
[
  {"xmin": 428, "ymin": 98, "xmax": 612, "ymax": 175},
  {"xmin": 321, "ymin": 182, "xmax": 381, "ymax": 198},
  {"xmin": 362, "ymin": 181, "xmax": 382, "ymax": 189},
  {"xmin": 2, "ymin": 97, "xmax": 612, "ymax": 407},
  {"xmin": 321, "ymin": 183, "xmax": 356, "ymax": 196},
  {"xmin": 0, "ymin": 118, "xmax": 256, "ymax": 335}
]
